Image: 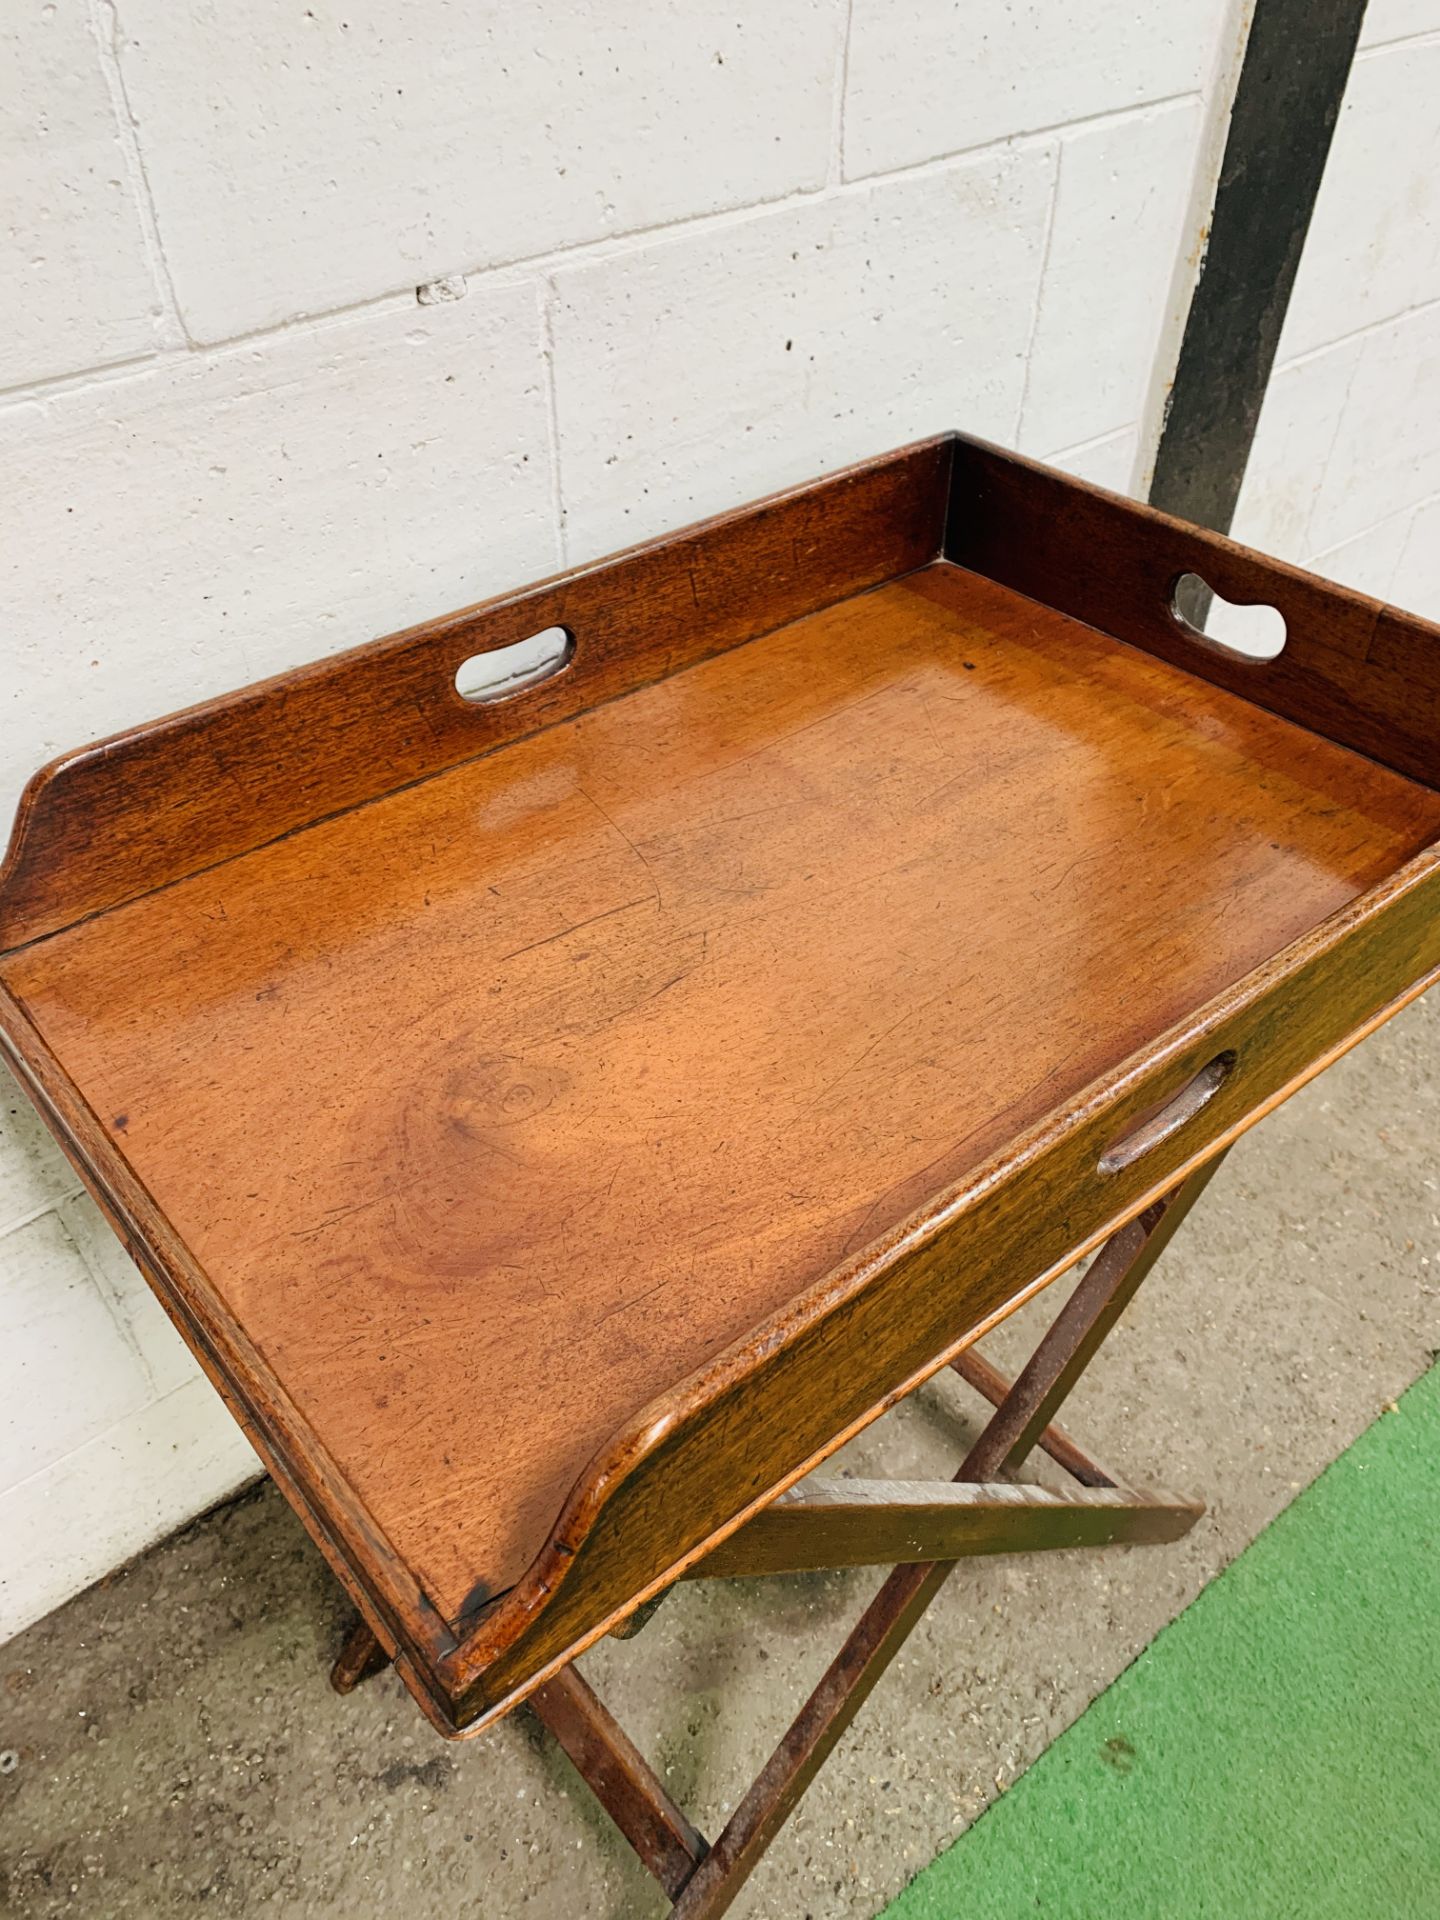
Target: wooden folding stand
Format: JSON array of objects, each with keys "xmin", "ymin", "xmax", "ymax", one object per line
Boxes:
[
  {"xmin": 335, "ymin": 1159, "xmax": 1219, "ymax": 1916},
  {"xmin": 4, "ymin": 435, "xmax": 1439, "ymax": 1914}
]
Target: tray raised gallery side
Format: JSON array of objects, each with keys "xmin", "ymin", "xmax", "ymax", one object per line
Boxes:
[{"xmin": 3, "ymin": 433, "xmax": 1439, "ymax": 1736}]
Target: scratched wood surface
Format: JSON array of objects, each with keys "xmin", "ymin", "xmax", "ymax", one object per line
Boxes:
[{"xmin": 7, "ymin": 559, "xmax": 1439, "ymax": 1627}]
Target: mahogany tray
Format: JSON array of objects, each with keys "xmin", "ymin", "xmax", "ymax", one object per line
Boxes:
[{"xmin": 4, "ymin": 434, "xmax": 1440, "ymax": 1741}]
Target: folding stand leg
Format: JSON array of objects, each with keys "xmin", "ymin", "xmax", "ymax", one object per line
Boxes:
[
  {"xmin": 529, "ymin": 1666, "xmax": 710, "ymax": 1899},
  {"xmin": 330, "ymin": 1620, "xmax": 712, "ymax": 1896},
  {"xmin": 331, "ymin": 1618, "xmax": 392, "ymax": 1694},
  {"xmin": 330, "ymin": 1155, "xmax": 1222, "ymax": 1917},
  {"xmin": 668, "ymin": 1156, "xmax": 1223, "ymax": 1918}
]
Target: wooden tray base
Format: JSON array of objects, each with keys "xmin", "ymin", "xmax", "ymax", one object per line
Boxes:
[
  {"xmin": 330, "ymin": 1155, "xmax": 1220, "ymax": 1916},
  {"xmin": 8, "ymin": 437, "xmax": 1440, "ymax": 1739}
]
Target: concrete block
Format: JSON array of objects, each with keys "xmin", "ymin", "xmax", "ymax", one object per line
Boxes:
[
  {"xmin": 1, "ymin": 5, "xmax": 166, "ymax": 388},
  {"xmin": 1019, "ymin": 102, "xmax": 1203, "ymax": 456},
  {"xmin": 1391, "ymin": 496, "xmax": 1440, "ymax": 620},
  {"xmin": 843, "ymin": 0, "xmax": 1220, "ymax": 180},
  {"xmin": 1046, "ymin": 427, "xmax": 1139, "ymax": 495},
  {"xmin": 1229, "ymin": 338, "xmax": 1362, "ymax": 563},
  {"xmin": 0, "ymin": 1062, "xmax": 81, "ymax": 1235},
  {"xmin": 1311, "ymin": 303, "xmax": 1440, "ymax": 550},
  {"xmin": 60, "ymin": 1194, "xmax": 198, "ymax": 1401},
  {"xmin": 1280, "ymin": 40, "xmax": 1440, "ymax": 361},
  {"xmin": 551, "ymin": 144, "xmax": 1055, "ymax": 561},
  {"xmin": 0, "ymin": 282, "xmax": 557, "ymax": 830},
  {"xmin": 0, "ymin": 1374, "xmax": 259, "ymax": 1644},
  {"xmin": 1308, "ymin": 516, "xmax": 1413, "ymax": 602},
  {"xmin": 113, "ymin": 0, "xmax": 841, "ymax": 341},
  {"xmin": 1359, "ymin": 1, "xmax": 1440, "ymax": 47},
  {"xmin": 0, "ymin": 1212, "xmax": 153, "ymax": 1492}
]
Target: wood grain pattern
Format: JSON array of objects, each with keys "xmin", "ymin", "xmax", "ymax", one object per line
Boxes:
[
  {"xmin": 0, "ymin": 440, "xmax": 951, "ymax": 950},
  {"xmin": 0, "ymin": 986, "xmax": 451, "ymax": 1670},
  {"xmin": 7, "ymin": 561, "xmax": 1435, "ymax": 1637},
  {"xmin": 690, "ymin": 1477, "xmax": 1201, "ymax": 1579},
  {"xmin": 2, "ymin": 434, "xmax": 1438, "ymax": 1739},
  {"xmin": 949, "ymin": 436, "xmax": 1440, "ymax": 789},
  {"xmin": 448, "ymin": 849, "xmax": 1440, "ymax": 1728}
]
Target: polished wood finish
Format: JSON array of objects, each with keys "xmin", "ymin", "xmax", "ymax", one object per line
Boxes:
[
  {"xmin": 3, "ymin": 437, "xmax": 1439, "ymax": 1747},
  {"xmin": 10, "ymin": 556, "xmax": 1434, "ymax": 1641},
  {"xmin": 949, "ymin": 436, "xmax": 1440, "ymax": 789},
  {"xmin": 0, "ymin": 442, "xmax": 950, "ymax": 950}
]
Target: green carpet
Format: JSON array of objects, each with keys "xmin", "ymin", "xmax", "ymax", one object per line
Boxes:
[{"xmin": 882, "ymin": 1361, "xmax": 1440, "ymax": 1919}]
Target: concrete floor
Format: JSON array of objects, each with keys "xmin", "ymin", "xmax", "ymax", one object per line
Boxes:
[{"xmin": 2, "ymin": 988, "xmax": 1437, "ymax": 1920}]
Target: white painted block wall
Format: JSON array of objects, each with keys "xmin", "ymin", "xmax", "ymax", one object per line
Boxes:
[
  {"xmin": 9, "ymin": 0, "xmax": 1410, "ymax": 1642},
  {"xmin": 1229, "ymin": 3, "xmax": 1440, "ymax": 612}
]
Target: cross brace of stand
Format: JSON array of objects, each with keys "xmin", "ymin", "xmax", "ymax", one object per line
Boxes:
[{"xmin": 331, "ymin": 1157, "xmax": 1220, "ymax": 1916}]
